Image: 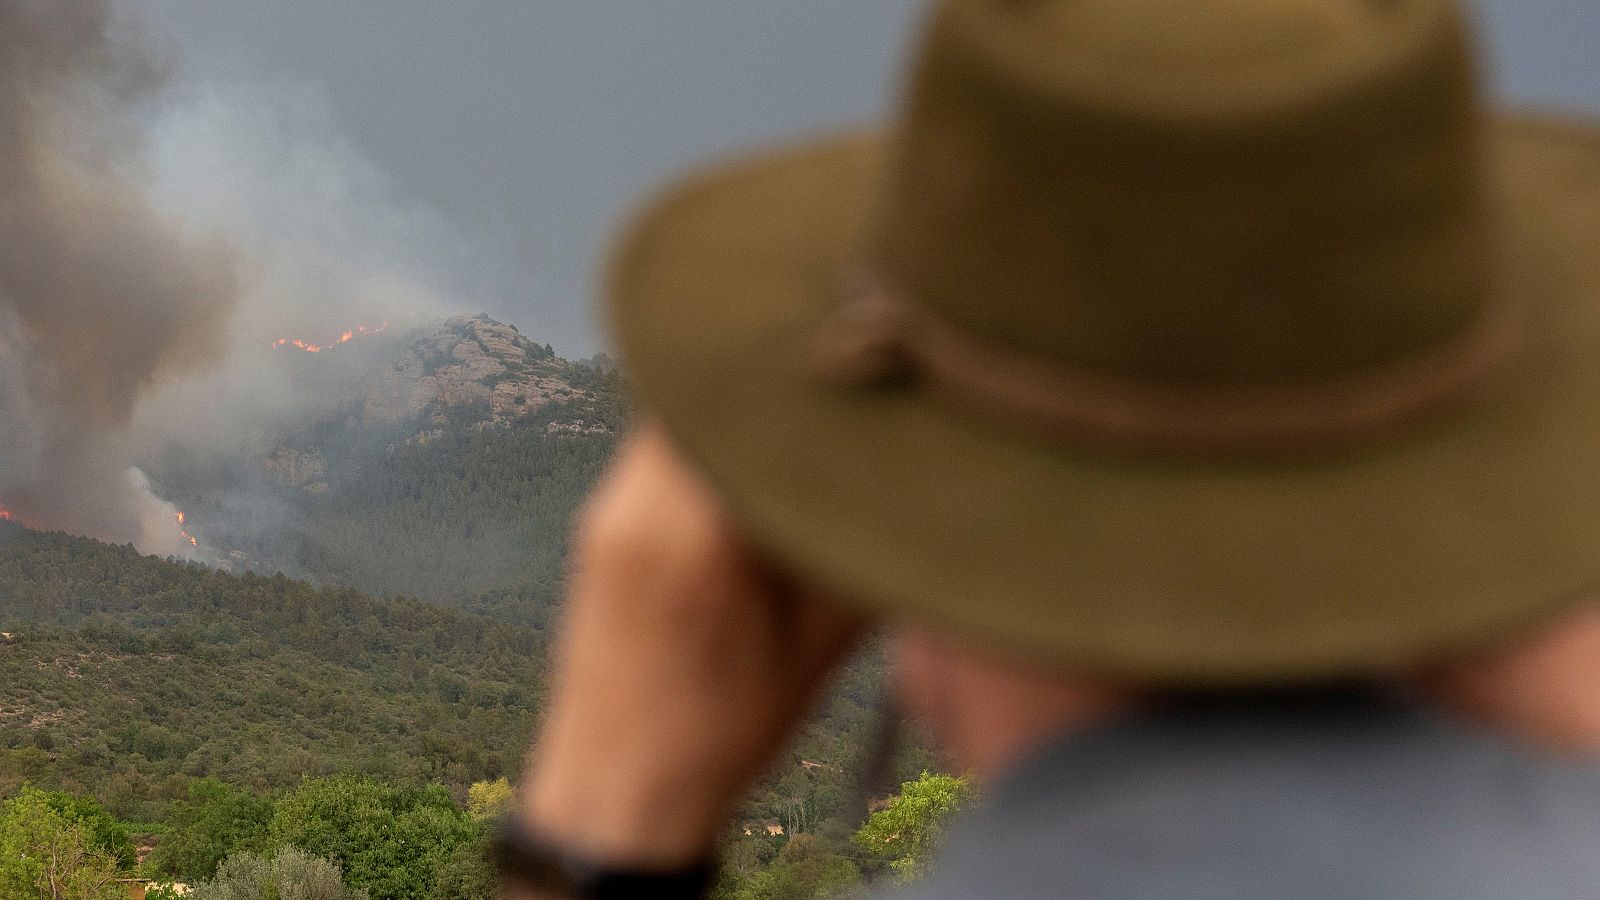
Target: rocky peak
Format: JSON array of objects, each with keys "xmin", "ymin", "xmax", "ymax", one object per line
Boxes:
[{"xmin": 359, "ymin": 314, "xmax": 607, "ymax": 431}]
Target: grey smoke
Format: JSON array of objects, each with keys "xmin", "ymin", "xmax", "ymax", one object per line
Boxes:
[
  {"xmin": 0, "ymin": 0, "xmax": 238, "ymax": 552},
  {"xmin": 0, "ymin": 0, "xmax": 465, "ymax": 556},
  {"xmin": 130, "ymin": 75, "xmax": 457, "ymax": 453}
]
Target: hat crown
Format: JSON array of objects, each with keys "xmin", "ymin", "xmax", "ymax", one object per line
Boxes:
[{"xmin": 876, "ymin": 0, "xmax": 1496, "ymax": 384}]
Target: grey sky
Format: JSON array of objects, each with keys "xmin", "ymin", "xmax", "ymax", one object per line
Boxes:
[{"xmin": 127, "ymin": 1, "xmax": 1599, "ymax": 356}]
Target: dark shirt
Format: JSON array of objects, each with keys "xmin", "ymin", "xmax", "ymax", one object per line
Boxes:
[{"xmin": 887, "ymin": 689, "xmax": 1600, "ymax": 899}]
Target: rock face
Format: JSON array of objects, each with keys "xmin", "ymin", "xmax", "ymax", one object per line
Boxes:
[
  {"xmin": 263, "ymin": 447, "xmax": 328, "ymax": 490},
  {"xmin": 360, "ymin": 314, "xmax": 609, "ymax": 432},
  {"xmin": 262, "ymin": 315, "xmax": 613, "ymax": 490},
  {"xmin": 259, "ymin": 315, "xmax": 614, "ymax": 496}
]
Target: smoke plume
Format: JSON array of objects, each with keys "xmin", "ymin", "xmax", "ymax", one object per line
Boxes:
[
  {"xmin": 129, "ymin": 76, "xmax": 458, "ymax": 453},
  {"xmin": 0, "ymin": 0, "xmax": 238, "ymax": 552}
]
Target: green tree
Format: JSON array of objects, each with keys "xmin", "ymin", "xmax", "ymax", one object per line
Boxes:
[
  {"xmin": 39, "ymin": 791, "xmax": 137, "ymax": 871},
  {"xmin": 430, "ymin": 833, "xmax": 496, "ymax": 900},
  {"xmin": 0, "ymin": 786, "xmax": 124, "ymax": 900},
  {"xmin": 852, "ymin": 772, "xmax": 974, "ymax": 880},
  {"xmin": 711, "ymin": 833, "xmax": 777, "ymax": 897},
  {"xmin": 267, "ymin": 775, "xmax": 479, "ymax": 900},
  {"xmin": 735, "ymin": 835, "xmax": 858, "ymax": 900},
  {"xmin": 149, "ymin": 778, "xmax": 275, "ymax": 881},
  {"xmin": 188, "ymin": 847, "xmax": 366, "ymax": 900}
]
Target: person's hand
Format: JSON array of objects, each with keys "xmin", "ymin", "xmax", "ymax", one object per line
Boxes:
[{"xmin": 519, "ymin": 423, "xmax": 868, "ymax": 869}]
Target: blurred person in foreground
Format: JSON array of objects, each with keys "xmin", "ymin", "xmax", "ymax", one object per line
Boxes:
[{"xmin": 496, "ymin": 0, "xmax": 1600, "ymax": 897}]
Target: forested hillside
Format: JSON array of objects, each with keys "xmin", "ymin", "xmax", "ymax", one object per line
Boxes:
[
  {"xmin": 0, "ymin": 525, "xmax": 545, "ymax": 820},
  {"xmin": 0, "ymin": 524, "xmax": 944, "ymax": 898},
  {"xmin": 150, "ymin": 315, "xmax": 626, "ymax": 617},
  {"xmin": 189, "ymin": 394, "xmax": 622, "ymax": 621}
]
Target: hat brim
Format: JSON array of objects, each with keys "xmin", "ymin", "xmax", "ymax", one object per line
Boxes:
[{"xmin": 608, "ymin": 115, "xmax": 1600, "ymax": 683}]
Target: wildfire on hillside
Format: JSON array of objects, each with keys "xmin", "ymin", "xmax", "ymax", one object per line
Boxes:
[
  {"xmin": 176, "ymin": 510, "xmax": 198, "ymax": 547},
  {"xmin": 0, "ymin": 498, "xmax": 197, "ymax": 550},
  {"xmin": 271, "ymin": 321, "xmax": 388, "ymax": 354},
  {"xmin": 0, "ymin": 503, "xmax": 31, "ymax": 529}
]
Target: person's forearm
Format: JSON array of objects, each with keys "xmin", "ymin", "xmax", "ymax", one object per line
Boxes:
[
  {"xmin": 520, "ymin": 744, "xmax": 725, "ymax": 868},
  {"xmin": 491, "ymin": 428, "xmax": 861, "ymax": 897}
]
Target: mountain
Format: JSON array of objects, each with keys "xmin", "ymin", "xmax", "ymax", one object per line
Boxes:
[{"xmin": 147, "ymin": 314, "xmax": 625, "ymax": 618}]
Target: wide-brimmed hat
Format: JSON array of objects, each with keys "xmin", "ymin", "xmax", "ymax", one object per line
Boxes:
[{"xmin": 605, "ymin": 0, "xmax": 1600, "ymax": 683}]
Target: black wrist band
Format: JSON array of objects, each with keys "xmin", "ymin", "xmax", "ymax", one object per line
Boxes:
[{"xmin": 491, "ymin": 813, "xmax": 714, "ymax": 900}]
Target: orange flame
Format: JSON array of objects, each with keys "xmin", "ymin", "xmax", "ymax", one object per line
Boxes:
[
  {"xmin": 0, "ymin": 503, "xmax": 33, "ymax": 529},
  {"xmin": 272, "ymin": 321, "xmax": 388, "ymax": 354},
  {"xmin": 175, "ymin": 510, "xmax": 198, "ymax": 547}
]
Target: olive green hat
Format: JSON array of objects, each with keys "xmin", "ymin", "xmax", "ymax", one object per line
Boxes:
[{"xmin": 606, "ymin": 0, "xmax": 1600, "ymax": 683}]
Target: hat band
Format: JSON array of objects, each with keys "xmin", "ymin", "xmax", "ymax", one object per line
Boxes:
[{"xmin": 812, "ymin": 274, "xmax": 1524, "ymax": 456}]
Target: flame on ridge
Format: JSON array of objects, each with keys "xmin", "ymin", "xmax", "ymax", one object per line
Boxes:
[
  {"xmin": 271, "ymin": 321, "xmax": 388, "ymax": 354},
  {"xmin": 0, "ymin": 503, "xmax": 29, "ymax": 529},
  {"xmin": 0, "ymin": 500, "xmax": 193, "ymax": 547},
  {"xmin": 176, "ymin": 510, "xmax": 198, "ymax": 547}
]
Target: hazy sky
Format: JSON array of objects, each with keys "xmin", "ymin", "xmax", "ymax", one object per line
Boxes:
[{"xmin": 127, "ymin": 1, "xmax": 1599, "ymax": 355}]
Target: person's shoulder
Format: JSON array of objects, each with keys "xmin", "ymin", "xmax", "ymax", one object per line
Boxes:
[{"xmin": 857, "ymin": 695, "xmax": 1600, "ymax": 899}]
